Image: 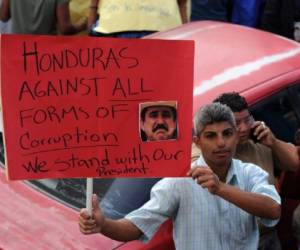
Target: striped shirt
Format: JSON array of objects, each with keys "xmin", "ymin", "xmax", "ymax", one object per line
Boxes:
[{"xmin": 125, "ymin": 156, "xmax": 281, "ymax": 250}]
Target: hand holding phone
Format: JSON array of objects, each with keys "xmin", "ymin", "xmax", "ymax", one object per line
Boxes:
[{"xmin": 249, "ymin": 116, "xmax": 259, "ymax": 143}]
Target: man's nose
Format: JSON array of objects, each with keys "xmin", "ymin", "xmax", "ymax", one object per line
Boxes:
[
  {"xmin": 237, "ymin": 122, "xmax": 248, "ymax": 132},
  {"xmin": 216, "ymin": 136, "xmax": 226, "ymax": 147},
  {"xmin": 156, "ymin": 114, "xmax": 165, "ymax": 123}
]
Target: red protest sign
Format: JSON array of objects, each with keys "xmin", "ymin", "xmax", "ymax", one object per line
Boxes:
[{"xmin": 1, "ymin": 35, "xmax": 194, "ymax": 180}]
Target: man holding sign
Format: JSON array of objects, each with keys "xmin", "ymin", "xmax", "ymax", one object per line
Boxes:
[{"xmin": 79, "ymin": 103, "xmax": 281, "ymax": 249}]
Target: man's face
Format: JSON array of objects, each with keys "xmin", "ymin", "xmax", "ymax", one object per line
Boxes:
[
  {"xmin": 233, "ymin": 109, "xmax": 253, "ymax": 145},
  {"xmin": 194, "ymin": 121, "xmax": 237, "ymax": 167},
  {"xmin": 141, "ymin": 106, "xmax": 176, "ymax": 141}
]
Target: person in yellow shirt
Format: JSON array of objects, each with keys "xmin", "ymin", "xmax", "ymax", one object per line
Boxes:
[{"xmin": 87, "ymin": 0, "xmax": 187, "ymax": 38}]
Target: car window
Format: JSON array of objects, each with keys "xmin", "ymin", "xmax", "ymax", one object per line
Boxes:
[
  {"xmin": 0, "ymin": 135, "xmax": 159, "ymax": 219},
  {"xmin": 250, "ymin": 83, "xmax": 300, "ymax": 144},
  {"xmin": 30, "ymin": 177, "xmax": 160, "ymax": 219}
]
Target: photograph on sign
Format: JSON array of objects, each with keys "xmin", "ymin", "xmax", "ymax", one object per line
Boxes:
[{"xmin": 139, "ymin": 101, "xmax": 178, "ymax": 142}]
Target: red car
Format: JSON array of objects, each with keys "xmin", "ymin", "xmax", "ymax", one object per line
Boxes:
[{"xmin": 1, "ymin": 21, "xmax": 300, "ymax": 249}]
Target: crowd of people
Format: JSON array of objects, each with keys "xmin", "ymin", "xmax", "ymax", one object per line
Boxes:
[
  {"xmin": 1, "ymin": 1, "xmax": 300, "ymax": 250},
  {"xmin": 1, "ymin": 0, "xmax": 300, "ymax": 43}
]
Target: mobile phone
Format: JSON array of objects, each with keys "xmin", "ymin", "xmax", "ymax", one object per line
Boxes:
[
  {"xmin": 249, "ymin": 116, "xmax": 258, "ymax": 143},
  {"xmin": 250, "ymin": 127, "xmax": 259, "ymax": 143}
]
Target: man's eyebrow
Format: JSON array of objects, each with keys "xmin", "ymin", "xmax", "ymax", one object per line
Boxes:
[
  {"xmin": 149, "ymin": 110, "xmax": 159, "ymax": 115},
  {"xmin": 202, "ymin": 130, "xmax": 217, "ymax": 135},
  {"xmin": 224, "ymin": 127, "xmax": 234, "ymax": 132}
]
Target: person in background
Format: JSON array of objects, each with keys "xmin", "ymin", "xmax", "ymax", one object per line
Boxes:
[
  {"xmin": 261, "ymin": 0, "xmax": 300, "ymax": 41},
  {"xmin": 295, "ymin": 128, "xmax": 300, "ymax": 146},
  {"xmin": 294, "ymin": 21, "xmax": 300, "ymax": 42},
  {"xmin": 190, "ymin": 0, "xmax": 265, "ymax": 28},
  {"xmin": 79, "ymin": 102, "xmax": 281, "ymax": 250},
  {"xmin": 231, "ymin": 0, "xmax": 265, "ymax": 27},
  {"xmin": 190, "ymin": 0, "xmax": 232, "ymax": 22},
  {"xmin": 0, "ymin": 0, "xmax": 10, "ymax": 33},
  {"xmin": 192, "ymin": 92, "xmax": 298, "ymax": 250},
  {"xmin": 293, "ymin": 190, "xmax": 300, "ymax": 250},
  {"xmin": 88, "ymin": 0, "xmax": 187, "ymax": 38},
  {"xmin": 292, "ymin": 129, "xmax": 300, "ymax": 250},
  {"xmin": 0, "ymin": 0, "xmax": 87, "ymax": 35}
]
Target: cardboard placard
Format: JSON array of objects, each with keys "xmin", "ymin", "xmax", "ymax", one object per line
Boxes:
[{"xmin": 1, "ymin": 35, "xmax": 194, "ymax": 180}]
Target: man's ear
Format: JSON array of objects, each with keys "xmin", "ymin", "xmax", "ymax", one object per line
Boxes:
[
  {"xmin": 140, "ymin": 120, "xmax": 145, "ymax": 131},
  {"xmin": 233, "ymin": 130, "xmax": 239, "ymax": 144},
  {"xmin": 193, "ymin": 135, "xmax": 200, "ymax": 145}
]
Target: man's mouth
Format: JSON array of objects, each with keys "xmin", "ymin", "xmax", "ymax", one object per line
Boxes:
[
  {"xmin": 156, "ymin": 129, "xmax": 166, "ymax": 133},
  {"xmin": 213, "ymin": 150, "xmax": 230, "ymax": 157},
  {"xmin": 153, "ymin": 125, "xmax": 168, "ymax": 133},
  {"xmin": 239, "ymin": 134, "xmax": 249, "ymax": 141}
]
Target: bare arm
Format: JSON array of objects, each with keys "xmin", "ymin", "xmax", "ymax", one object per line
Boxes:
[
  {"xmin": 0, "ymin": 0, "xmax": 10, "ymax": 22},
  {"xmin": 87, "ymin": 0, "xmax": 99, "ymax": 31},
  {"xmin": 269, "ymin": 139, "xmax": 299, "ymax": 171},
  {"xmin": 216, "ymin": 182, "xmax": 280, "ymax": 219},
  {"xmin": 177, "ymin": 0, "xmax": 188, "ymax": 23},
  {"xmin": 254, "ymin": 121, "xmax": 299, "ymax": 171},
  {"xmin": 79, "ymin": 194, "xmax": 142, "ymax": 241},
  {"xmin": 56, "ymin": 2, "xmax": 87, "ymax": 35},
  {"xmin": 188, "ymin": 167, "xmax": 281, "ymax": 219}
]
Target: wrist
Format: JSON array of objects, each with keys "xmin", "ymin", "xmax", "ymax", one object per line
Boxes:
[
  {"xmin": 269, "ymin": 137, "xmax": 279, "ymax": 149},
  {"xmin": 90, "ymin": 0, "xmax": 99, "ymax": 8},
  {"xmin": 99, "ymin": 217, "xmax": 108, "ymax": 233},
  {"xmin": 215, "ymin": 182, "xmax": 225, "ymax": 196}
]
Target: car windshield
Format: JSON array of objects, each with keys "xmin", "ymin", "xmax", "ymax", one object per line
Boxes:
[{"xmin": 0, "ymin": 133, "xmax": 159, "ymax": 219}]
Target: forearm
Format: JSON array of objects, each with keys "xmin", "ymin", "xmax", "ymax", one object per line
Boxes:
[
  {"xmin": 177, "ymin": 0, "xmax": 188, "ymax": 23},
  {"xmin": 101, "ymin": 218, "xmax": 143, "ymax": 242},
  {"xmin": 0, "ymin": 0, "xmax": 10, "ymax": 22},
  {"xmin": 57, "ymin": 3, "xmax": 87, "ymax": 35},
  {"xmin": 216, "ymin": 183, "xmax": 281, "ymax": 219},
  {"xmin": 58, "ymin": 20, "xmax": 87, "ymax": 35},
  {"xmin": 88, "ymin": 0, "xmax": 99, "ymax": 31},
  {"xmin": 270, "ymin": 139, "xmax": 299, "ymax": 171},
  {"xmin": 70, "ymin": 22, "xmax": 87, "ymax": 34}
]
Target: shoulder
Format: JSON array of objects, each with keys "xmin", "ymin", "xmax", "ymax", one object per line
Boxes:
[
  {"xmin": 255, "ymin": 142, "xmax": 272, "ymax": 153},
  {"xmin": 232, "ymin": 158, "xmax": 269, "ymax": 178},
  {"xmin": 232, "ymin": 159, "xmax": 272, "ymax": 192},
  {"xmin": 152, "ymin": 178, "xmax": 194, "ymax": 193},
  {"xmin": 236, "ymin": 141, "xmax": 272, "ymax": 157},
  {"xmin": 154, "ymin": 177, "xmax": 192, "ymax": 187},
  {"xmin": 247, "ymin": 142, "xmax": 273, "ymax": 158}
]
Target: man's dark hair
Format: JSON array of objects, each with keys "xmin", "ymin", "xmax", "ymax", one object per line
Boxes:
[
  {"xmin": 213, "ymin": 92, "xmax": 248, "ymax": 112},
  {"xmin": 140, "ymin": 106, "xmax": 177, "ymax": 121}
]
